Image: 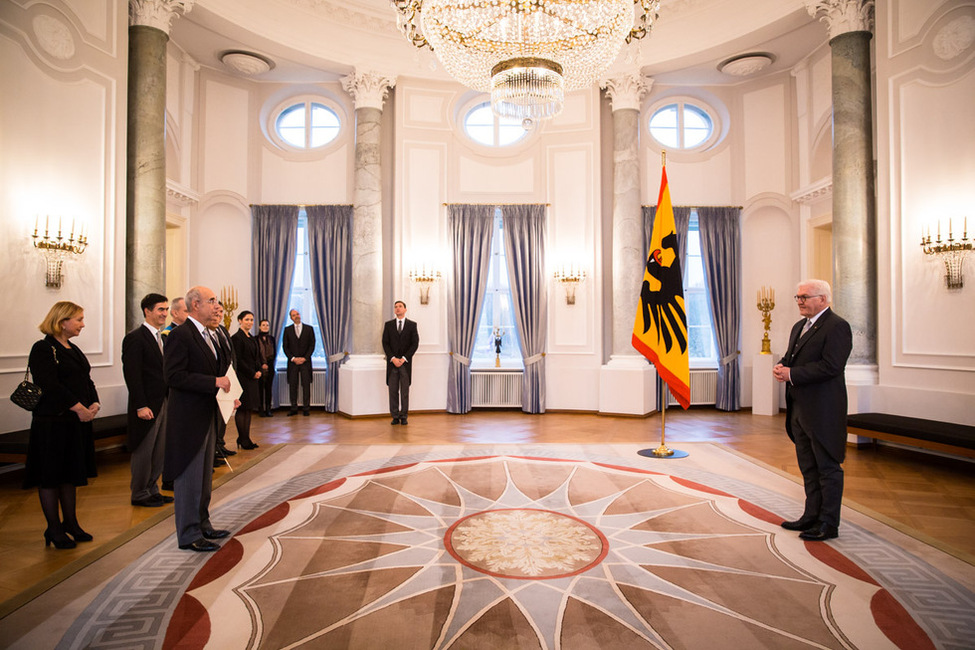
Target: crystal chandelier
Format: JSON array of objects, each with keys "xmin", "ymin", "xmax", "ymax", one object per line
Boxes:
[{"xmin": 391, "ymin": 1, "xmax": 661, "ymax": 123}]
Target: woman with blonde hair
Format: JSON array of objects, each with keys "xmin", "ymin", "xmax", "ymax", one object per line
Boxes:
[{"xmin": 25, "ymin": 301, "xmax": 100, "ymax": 549}]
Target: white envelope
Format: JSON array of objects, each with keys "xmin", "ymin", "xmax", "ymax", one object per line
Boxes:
[{"xmin": 216, "ymin": 365, "xmax": 243, "ymax": 424}]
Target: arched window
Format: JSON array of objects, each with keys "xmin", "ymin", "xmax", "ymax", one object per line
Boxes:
[{"xmin": 273, "ymin": 101, "xmax": 341, "ymax": 150}]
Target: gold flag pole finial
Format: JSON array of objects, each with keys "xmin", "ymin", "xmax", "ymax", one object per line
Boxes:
[{"xmin": 662, "ymin": 150, "xmax": 666, "ymax": 167}]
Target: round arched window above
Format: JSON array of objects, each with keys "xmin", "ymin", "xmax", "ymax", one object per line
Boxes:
[
  {"xmin": 463, "ymin": 102, "xmax": 528, "ymax": 147},
  {"xmin": 274, "ymin": 101, "xmax": 340, "ymax": 150},
  {"xmin": 647, "ymin": 101, "xmax": 717, "ymax": 151}
]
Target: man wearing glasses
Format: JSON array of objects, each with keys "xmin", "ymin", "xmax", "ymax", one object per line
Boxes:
[{"xmin": 773, "ymin": 279, "xmax": 853, "ymax": 542}]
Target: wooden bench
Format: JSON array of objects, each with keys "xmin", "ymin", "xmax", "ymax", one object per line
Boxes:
[
  {"xmin": 0, "ymin": 414, "xmax": 128, "ymax": 464},
  {"xmin": 848, "ymin": 413, "xmax": 975, "ymax": 460}
]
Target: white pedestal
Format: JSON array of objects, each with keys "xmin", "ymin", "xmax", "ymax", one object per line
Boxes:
[
  {"xmin": 338, "ymin": 354, "xmax": 387, "ymax": 417},
  {"xmin": 598, "ymin": 355, "xmax": 656, "ymax": 416},
  {"xmin": 751, "ymin": 353, "xmax": 780, "ymax": 416}
]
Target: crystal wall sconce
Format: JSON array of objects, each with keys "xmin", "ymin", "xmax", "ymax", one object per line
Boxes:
[
  {"xmin": 409, "ymin": 265, "xmax": 442, "ymax": 305},
  {"xmin": 32, "ymin": 216, "xmax": 88, "ymax": 289},
  {"xmin": 921, "ymin": 218, "xmax": 971, "ymax": 289},
  {"xmin": 554, "ymin": 264, "xmax": 587, "ymax": 305}
]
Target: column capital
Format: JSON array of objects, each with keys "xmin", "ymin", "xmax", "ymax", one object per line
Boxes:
[
  {"xmin": 341, "ymin": 70, "xmax": 397, "ymax": 111},
  {"xmin": 600, "ymin": 73, "xmax": 652, "ymax": 112},
  {"xmin": 129, "ymin": 0, "xmax": 194, "ymax": 34},
  {"xmin": 805, "ymin": 0, "xmax": 875, "ymax": 40}
]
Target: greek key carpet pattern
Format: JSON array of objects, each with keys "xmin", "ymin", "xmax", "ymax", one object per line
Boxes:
[{"xmin": 49, "ymin": 444, "xmax": 975, "ymax": 649}]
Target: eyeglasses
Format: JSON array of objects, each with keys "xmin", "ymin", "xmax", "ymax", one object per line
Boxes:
[{"xmin": 794, "ymin": 294, "xmax": 822, "ymax": 303}]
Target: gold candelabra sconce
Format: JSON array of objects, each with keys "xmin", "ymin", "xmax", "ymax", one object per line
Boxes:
[
  {"xmin": 757, "ymin": 285, "xmax": 775, "ymax": 355},
  {"xmin": 921, "ymin": 218, "xmax": 971, "ymax": 289},
  {"xmin": 409, "ymin": 264, "xmax": 441, "ymax": 305},
  {"xmin": 31, "ymin": 216, "xmax": 89, "ymax": 289},
  {"xmin": 220, "ymin": 286, "xmax": 238, "ymax": 329},
  {"xmin": 554, "ymin": 264, "xmax": 587, "ymax": 305}
]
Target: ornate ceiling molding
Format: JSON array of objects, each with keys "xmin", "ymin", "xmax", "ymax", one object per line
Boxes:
[
  {"xmin": 790, "ymin": 177, "xmax": 833, "ymax": 205},
  {"xmin": 166, "ymin": 180, "xmax": 199, "ymax": 206}
]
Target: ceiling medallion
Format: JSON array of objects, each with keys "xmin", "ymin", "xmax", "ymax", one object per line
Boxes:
[
  {"xmin": 717, "ymin": 52, "xmax": 774, "ymax": 77},
  {"xmin": 220, "ymin": 50, "xmax": 274, "ymax": 76},
  {"xmin": 391, "ymin": 1, "xmax": 661, "ymax": 124}
]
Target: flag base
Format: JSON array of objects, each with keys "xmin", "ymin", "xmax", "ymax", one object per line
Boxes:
[{"xmin": 638, "ymin": 446, "xmax": 689, "ymax": 459}]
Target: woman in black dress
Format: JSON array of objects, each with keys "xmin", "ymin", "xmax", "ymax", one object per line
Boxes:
[
  {"xmin": 256, "ymin": 318, "xmax": 276, "ymax": 417},
  {"xmin": 231, "ymin": 311, "xmax": 261, "ymax": 449},
  {"xmin": 26, "ymin": 301, "xmax": 100, "ymax": 549}
]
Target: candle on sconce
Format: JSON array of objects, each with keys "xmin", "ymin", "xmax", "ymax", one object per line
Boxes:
[
  {"xmin": 45, "ymin": 215, "xmax": 49, "ymax": 237},
  {"xmin": 33, "ymin": 216, "xmax": 38, "ymax": 237}
]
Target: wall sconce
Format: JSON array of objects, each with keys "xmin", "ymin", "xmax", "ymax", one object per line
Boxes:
[
  {"xmin": 409, "ymin": 265, "xmax": 441, "ymax": 305},
  {"xmin": 31, "ymin": 216, "xmax": 88, "ymax": 289},
  {"xmin": 554, "ymin": 264, "xmax": 587, "ymax": 305},
  {"xmin": 921, "ymin": 218, "xmax": 971, "ymax": 289}
]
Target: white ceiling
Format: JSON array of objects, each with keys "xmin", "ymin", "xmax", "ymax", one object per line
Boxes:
[{"xmin": 169, "ymin": 0, "xmax": 829, "ymax": 86}]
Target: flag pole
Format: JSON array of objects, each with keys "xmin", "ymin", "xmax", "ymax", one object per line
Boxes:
[{"xmin": 652, "ymin": 374, "xmax": 675, "ymax": 457}]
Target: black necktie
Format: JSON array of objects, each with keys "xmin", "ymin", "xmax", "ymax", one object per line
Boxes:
[{"xmin": 397, "ymin": 320, "xmax": 402, "ymax": 333}]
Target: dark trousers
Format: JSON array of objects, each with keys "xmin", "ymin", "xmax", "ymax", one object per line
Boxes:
[
  {"xmin": 174, "ymin": 418, "xmax": 217, "ymax": 546},
  {"xmin": 791, "ymin": 412, "xmax": 844, "ymax": 528},
  {"xmin": 388, "ymin": 365, "xmax": 410, "ymax": 419},
  {"xmin": 289, "ymin": 365, "xmax": 311, "ymax": 412},
  {"xmin": 130, "ymin": 398, "xmax": 166, "ymax": 501},
  {"xmin": 259, "ymin": 369, "xmax": 275, "ymax": 412}
]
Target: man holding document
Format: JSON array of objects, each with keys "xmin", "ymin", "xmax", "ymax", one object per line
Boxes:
[{"xmin": 163, "ymin": 286, "xmax": 240, "ymax": 552}]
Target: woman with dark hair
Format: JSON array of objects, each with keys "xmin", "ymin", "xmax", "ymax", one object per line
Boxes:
[
  {"xmin": 230, "ymin": 310, "xmax": 261, "ymax": 449},
  {"xmin": 26, "ymin": 301, "xmax": 100, "ymax": 549},
  {"xmin": 256, "ymin": 318, "xmax": 276, "ymax": 417}
]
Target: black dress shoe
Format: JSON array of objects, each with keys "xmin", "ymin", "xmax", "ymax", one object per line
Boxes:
[
  {"xmin": 65, "ymin": 526, "xmax": 93, "ymax": 542},
  {"xmin": 44, "ymin": 529, "xmax": 76, "ymax": 549},
  {"xmin": 132, "ymin": 495, "xmax": 164, "ymax": 507},
  {"xmin": 219, "ymin": 446, "xmax": 237, "ymax": 456},
  {"xmin": 391, "ymin": 418, "xmax": 400, "ymax": 425},
  {"xmin": 159, "ymin": 495, "xmax": 174, "ymax": 504},
  {"xmin": 781, "ymin": 517, "xmax": 819, "ymax": 531},
  {"xmin": 799, "ymin": 523, "xmax": 839, "ymax": 541},
  {"xmin": 288, "ymin": 410, "xmax": 298, "ymax": 416},
  {"xmin": 400, "ymin": 418, "xmax": 408, "ymax": 425},
  {"xmin": 201, "ymin": 527, "xmax": 231, "ymax": 539},
  {"xmin": 179, "ymin": 539, "xmax": 219, "ymax": 552}
]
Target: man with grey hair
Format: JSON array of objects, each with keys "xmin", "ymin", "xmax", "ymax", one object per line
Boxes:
[
  {"xmin": 163, "ymin": 286, "xmax": 239, "ymax": 552},
  {"xmin": 162, "ymin": 296, "xmax": 187, "ymax": 337},
  {"xmin": 773, "ymin": 279, "xmax": 852, "ymax": 541}
]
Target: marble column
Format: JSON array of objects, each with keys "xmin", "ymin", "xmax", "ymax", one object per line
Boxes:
[
  {"xmin": 125, "ymin": 0, "xmax": 192, "ymax": 331},
  {"xmin": 807, "ymin": 0, "xmax": 878, "ymax": 381},
  {"xmin": 597, "ymin": 74, "xmax": 656, "ymax": 415},
  {"xmin": 338, "ymin": 70, "xmax": 396, "ymax": 416}
]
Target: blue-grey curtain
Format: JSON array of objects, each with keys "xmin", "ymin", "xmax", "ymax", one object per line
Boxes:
[
  {"xmin": 697, "ymin": 206, "xmax": 742, "ymax": 411},
  {"xmin": 500, "ymin": 204, "xmax": 547, "ymax": 414},
  {"xmin": 251, "ymin": 205, "xmax": 300, "ymax": 407},
  {"xmin": 642, "ymin": 205, "xmax": 692, "ymax": 269},
  {"xmin": 306, "ymin": 205, "xmax": 353, "ymax": 412},
  {"xmin": 446, "ymin": 204, "xmax": 496, "ymax": 413}
]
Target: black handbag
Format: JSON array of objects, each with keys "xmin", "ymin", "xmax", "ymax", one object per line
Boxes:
[{"xmin": 10, "ymin": 367, "xmax": 42, "ymax": 411}]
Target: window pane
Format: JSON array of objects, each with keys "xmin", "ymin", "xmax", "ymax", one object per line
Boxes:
[
  {"xmin": 464, "ymin": 102, "xmax": 526, "ymax": 147},
  {"xmin": 683, "ymin": 213, "xmax": 718, "ymax": 365},
  {"xmin": 467, "ymin": 125, "xmax": 494, "ymax": 146},
  {"xmin": 275, "ymin": 211, "xmax": 327, "ymax": 368},
  {"xmin": 309, "ymin": 104, "xmax": 340, "ymax": 147},
  {"xmin": 471, "ymin": 214, "xmax": 524, "ymax": 369},
  {"xmin": 276, "ymin": 104, "xmax": 306, "ymax": 148},
  {"xmin": 682, "ymin": 105, "xmax": 712, "ymax": 148}
]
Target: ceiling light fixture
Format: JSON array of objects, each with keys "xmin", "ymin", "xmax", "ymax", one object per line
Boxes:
[
  {"xmin": 391, "ymin": 1, "xmax": 661, "ymax": 124},
  {"xmin": 220, "ymin": 50, "xmax": 274, "ymax": 76},
  {"xmin": 717, "ymin": 53, "xmax": 774, "ymax": 77}
]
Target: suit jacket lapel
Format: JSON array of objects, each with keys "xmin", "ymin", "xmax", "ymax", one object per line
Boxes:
[
  {"xmin": 792, "ymin": 309, "xmax": 831, "ymax": 358},
  {"xmin": 193, "ymin": 325, "xmax": 219, "ymax": 373}
]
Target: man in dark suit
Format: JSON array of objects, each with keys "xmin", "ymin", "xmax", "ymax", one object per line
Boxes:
[
  {"xmin": 282, "ymin": 308, "xmax": 315, "ymax": 416},
  {"xmin": 382, "ymin": 300, "xmax": 419, "ymax": 425},
  {"xmin": 774, "ymin": 279, "xmax": 853, "ymax": 542},
  {"xmin": 163, "ymin": 286, "xmax": 238, "ymax": 552},
  {"xmin": 210, "ymin": 302, "xmax": 236, "ymax": 462},
  {"xmin": 122, "ymin": 293, "xmax": 173, "ymax": 508}
]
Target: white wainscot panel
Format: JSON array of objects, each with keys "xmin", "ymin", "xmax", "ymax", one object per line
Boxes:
[
  {"xmin": 742, "ymin": 84, "xmax": 787, "ymax": 198},
  {"xmin": 741, "ymin": 206, "xmax": 796, "ymax": 359},
  {"xmin": 458, "ymin": 156, "xmax": 534, "ymax": 194},
  {"xmin": 203, "ymin": 80, "xmax": 249, "ymax": 196},
  {"xmin": 261, "ymin": 146, "xmax": 349, "ymax": 203},
  {"xmin": 897, "ymin": 74, "xmax": 975, "ymax": 366},
  {"xmin": 193, "ymin": 202, "xmax": 252, "ymax": 298},
  {"xmin": 544, "ymin": 357, "xmax": 599, "ymax": 411},
  {"xmin": 405, "ymin": 91, "xmax": 450, "ymax": 127},
  {"xmin": 411, "ymin": 353, "xmax": 449, "ymax": 411}
]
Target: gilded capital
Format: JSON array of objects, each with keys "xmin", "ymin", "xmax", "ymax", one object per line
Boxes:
[
  {"xmin": 600, "ymin": 74, "xmax": 652, "ymax": 112},
  {"xmin": 341, "ymin": 70, "xmax": 397, "ymax": 111},
  {"xmin": 805, "ymin": 0, "xmax": 875, "ymax": 39},
  {"xmin": 129, "ymin": 0, "xmax": 194, "ymax": 34}
]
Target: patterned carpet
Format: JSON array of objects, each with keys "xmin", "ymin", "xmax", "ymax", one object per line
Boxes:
[{"xmin": 3, "ymin": 443, "xmax": 974, "ymax": 649}]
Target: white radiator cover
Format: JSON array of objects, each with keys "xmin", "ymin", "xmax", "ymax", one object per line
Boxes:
[
  {"xmin": 277, "ymin": 370, "xmax": 329, "ymax": 406},
  {"xmin": 667, "ymin": 369, "xmax": 719, "ymax": 406},
  {"xmin": 472, "ymin": 371, "xmax": 523, "ymax": 408}
]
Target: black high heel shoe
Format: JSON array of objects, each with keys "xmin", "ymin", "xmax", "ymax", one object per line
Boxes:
[
  {"xmin": 237, "ymin": 439, "xmax": 259, "ymax": 450},
  {"xmin": 65, "ymin": 526, "xmax": 93, "ymax": 542},
  {"xmin": 44, "ymin": 529, "xmax": 76, "ymax": 549}
]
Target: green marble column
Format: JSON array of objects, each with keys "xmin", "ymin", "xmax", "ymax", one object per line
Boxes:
[
  {"xmin": 126, "ymin": 23, "xmax": 168, "ymax": 331},
  {"xmin": 830, "ymin": 29, "xmax": 877, "ymax": 367}
]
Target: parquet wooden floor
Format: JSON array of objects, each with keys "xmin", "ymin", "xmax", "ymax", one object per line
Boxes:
[{"xmin": 1, "ymin": 408, "xmax": 973, "ymax": 607}]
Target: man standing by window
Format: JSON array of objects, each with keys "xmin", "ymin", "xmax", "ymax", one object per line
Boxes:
[
  {"xmin": 283, "ymin": 309, "xmax": 314, "ymax": 416},
  {"xmin": 382, "ymin": 301, "xmax": 419, "ymax": 425}
]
